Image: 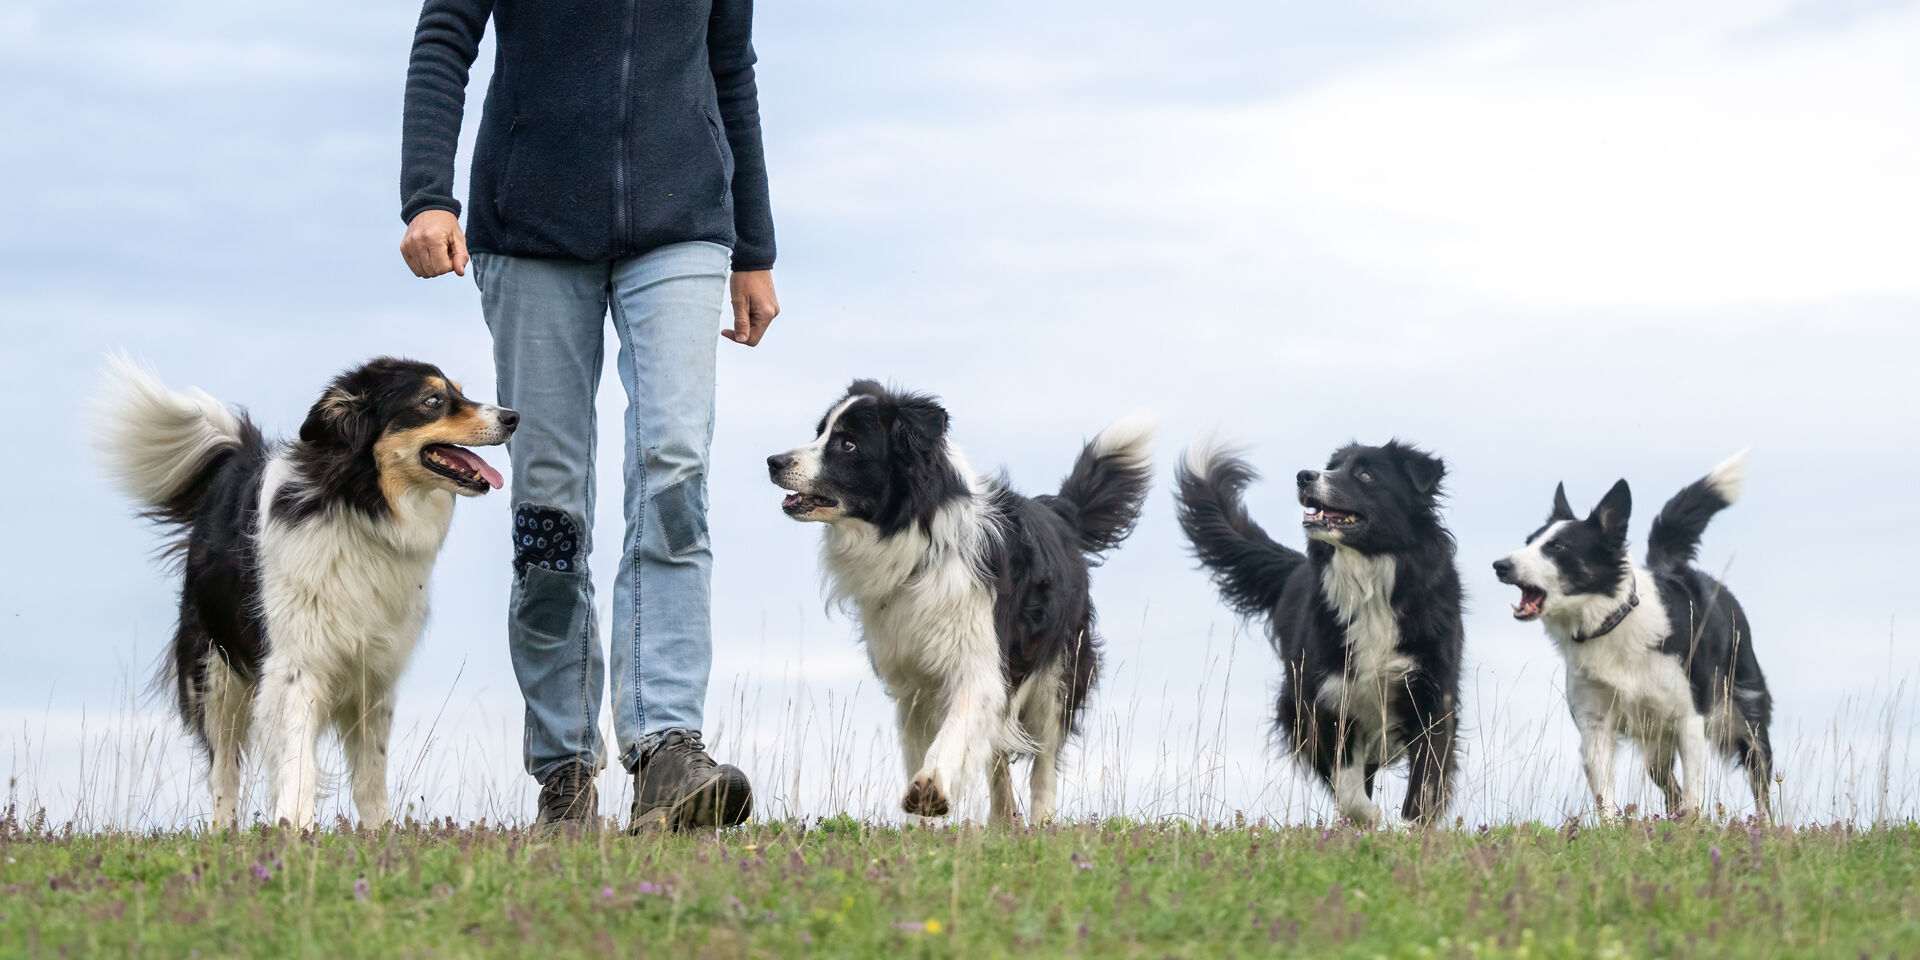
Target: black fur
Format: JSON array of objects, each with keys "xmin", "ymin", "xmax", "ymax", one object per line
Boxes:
[
  {"xmin": 1509, "ymin": 465, "xmax": 1774, "ymax": 808},
  {"xmin": 1176, "ymin": 440, "xmax": 1465, "ymax": 823},
  {"xmin": 774, "ymin": 381, "xmax": 1153, "ymax": 736},
  {"xmin": 137, "ymin": 358, "xmax": 496, "ymax": 754}
]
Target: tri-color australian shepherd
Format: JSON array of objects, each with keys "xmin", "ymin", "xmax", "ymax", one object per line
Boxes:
[
  {"xmin": 97, "ymin": 356, "xmax": 515, "ymax": 829},
  {"xmin": 767, "ymin": 381, "xmax": 1153, "ymax": 822},
  {"xmin": 1176, "ymin": 439, "xmax": 1463, "ymax": 826},
  {"xmin": 1494, "ymin": 452, "xmax": 1774, "ymax": 820}
]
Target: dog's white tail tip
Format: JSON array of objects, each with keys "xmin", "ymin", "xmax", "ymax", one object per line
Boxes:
[
  {"xmin": 1707, "ymin": 448, "xmax": 1749, "ymax": 504},
  {"xmin": 1091, "ymin": 408, "xmax": 1156, "ymax": 465}
]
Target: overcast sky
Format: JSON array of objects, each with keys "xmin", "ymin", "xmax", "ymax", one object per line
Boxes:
[{"xmin": 3, "ymin": 0, "xmax": 1917, "ymax": 828}]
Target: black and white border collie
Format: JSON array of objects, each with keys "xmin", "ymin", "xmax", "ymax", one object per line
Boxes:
[
  {"xmin": 97, "ymin": 356, "xmax": 515, "ymax": 829},
  {"xmin": 767, "ymin": 381, "xmax": 1153, "ymax": 822},
  {"xmin": 1494, "ymin": 452, "xmax": 1774, "ymax": 821},
  {"xmin": 1176, "ymin": 439, "xmax": 1463, "ymax": 826}
]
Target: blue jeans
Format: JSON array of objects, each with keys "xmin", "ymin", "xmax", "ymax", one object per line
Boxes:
[{"xmin": 471, "ymin": 242, "xmax": 730, "ymax": 780}]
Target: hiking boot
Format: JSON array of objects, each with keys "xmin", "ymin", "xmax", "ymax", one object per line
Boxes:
[
  {"xmin": 629, "ymin": 729, "xmax": 752, "ymax": 833},
  {"xmin": 534, "ymin": 760, "xmax": 599, "ymax": 831}
]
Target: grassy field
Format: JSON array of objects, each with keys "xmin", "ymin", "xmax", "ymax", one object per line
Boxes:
[{"xmin": 2, "ymin": 807, "xmax": 1915, "ymax": 959}]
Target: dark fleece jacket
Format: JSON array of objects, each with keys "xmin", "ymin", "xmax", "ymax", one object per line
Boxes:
[{"xmin": 400, "ymin": 0, "xmax": 775, "ymax": 269}]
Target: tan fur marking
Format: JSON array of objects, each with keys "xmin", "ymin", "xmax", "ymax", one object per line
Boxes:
[{"xmin": 372, "ymin": 407, "xmax": 500, "ymax": 509}]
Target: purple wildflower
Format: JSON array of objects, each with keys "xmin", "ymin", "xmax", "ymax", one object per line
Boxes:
[
  {"xmin": 353, "ymin": 876, "xmax": 370, "ymax": 902},
  {"xmin": 1709, "ymin": 845, "xmax": 1722, "ymax": 869},
  {"xmin": 250, "ymin": 863, "xmax": 272, "ymax": 882},
  {"xmin": 600, "ymin": 886, "xmax": 615, "ymax": 899},
  {"xmin": 637, "ymin": 881, "xmax": 661, "ymax": 895}
]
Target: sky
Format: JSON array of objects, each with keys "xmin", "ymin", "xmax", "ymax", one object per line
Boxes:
[{"xmin": 2, "ymin": 0, "xmax": 1917, "ymax": 828}]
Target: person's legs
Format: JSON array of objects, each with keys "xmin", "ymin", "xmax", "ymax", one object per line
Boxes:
[
  {"xmin": 605, "ymin": 240, "xmax": 750, "ymax": 831},
  {"xmin": 473, "ymin": 252, "xmax": 612, "ymax": 794},
  {"xmin": 605, "ymin": 240, "xmax": 729, "ymax": 766}
]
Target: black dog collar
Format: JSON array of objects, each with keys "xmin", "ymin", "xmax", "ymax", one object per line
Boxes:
[{"xmin": 1572, "ymin": 575, "xmax": 1639, "ymax": 643}]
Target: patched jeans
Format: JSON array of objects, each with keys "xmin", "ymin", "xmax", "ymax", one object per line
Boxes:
[{"xmin": 471, "ymin": 242, "xmax": 729, "ymax": 780}]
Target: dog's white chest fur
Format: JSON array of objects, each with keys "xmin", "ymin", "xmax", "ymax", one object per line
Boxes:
[
  {"xmin": 1316, "ymin": 549, "xmax": 1414, "ymax": 738},
  {"xmin": 257, "ymin": 460, "xmax": 454, "ymax": 672},
  {"xmin": 820, "ymin": 501, "xmax": 997, "ymax": 700},
  {"xmin": 1550, "ymin": 570, "xmax": 1691, "ymax": 737}
]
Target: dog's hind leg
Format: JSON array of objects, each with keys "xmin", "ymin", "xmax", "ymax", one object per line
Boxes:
[
  {"xmin": 1740, "ymin": 728, "xmax": 1775, "ymax": 822},
  {"xmin": 202, "ymin": 655, "xmax": 253, "ymax": 829},
  {"xmin": 1646, "ymin": 738, "xmax": 1682, "ymax": 816},
  {"xmin": 257, "ymin": 657, "xmax": 326, "ymax": 830},
  {"xmin": 337, "ymin": 689, "xmax": 395, "ymax": 828},
  {"xmin": 988, "ymin": 753, "xmax": 1016, "ymax": 824}
]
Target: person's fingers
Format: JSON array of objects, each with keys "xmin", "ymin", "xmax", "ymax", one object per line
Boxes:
[
  {"xmin": 449, "ymin": 230, "xmax": 470, "ymax": 278},
  {"xmin": 746, "ymin": 311, "xmax": 773, "ymax": 347},
  {"xmin": 423, "ymin": 234, "xmax": 453, "ymax": 278},
  {"xmin": 723, "ymin": 293, "xmax": 753, "ymax": 344}
]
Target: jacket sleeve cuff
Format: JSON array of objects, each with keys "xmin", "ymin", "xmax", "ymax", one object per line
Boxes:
[{"xmin": 401, "ymin": 198, "xmax": 462, "ymax": 225}]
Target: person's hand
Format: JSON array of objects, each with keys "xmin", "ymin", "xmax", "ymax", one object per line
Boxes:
[
  {"xmin": 400, "ymin": 210, "xmax": 470, "ymax": 278},
  {"xmin": 723, "ymin": 270, "xmax": 779, "ymax": 347}
]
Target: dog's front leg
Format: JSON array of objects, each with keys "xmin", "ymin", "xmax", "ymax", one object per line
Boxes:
[
  {"xmin": 1676, "ymin": 713, "xmax": 1708, "ymax": 817},
  {"xmin": 338, "ymin": 692, "xmax": 395, "ymax": 827},
  {"xmin": 904, "ymin": 642, "xmax": 1004, "ymax": 819},
  {"xmin": 258, "ymin": 661, "xmax": 325, "ymax": 829},
  {"xmin": 1576, "ymin": 715, "xmax": 1619, "ymax": 821}
]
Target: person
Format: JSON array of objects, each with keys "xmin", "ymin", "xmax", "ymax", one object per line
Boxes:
[{"xmin": 398, "ymin": 0, "xmax": 778, "ymax": 832}]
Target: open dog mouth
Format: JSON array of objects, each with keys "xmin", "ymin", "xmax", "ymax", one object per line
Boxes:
[
  {"xmin": 421, "ymin": 444, "xmax": 503, "ymax": 493},
  {"xmin": 1300, "ymin": 495, "xmax": 1364, "ymax": 530},
  {"xmin": 781, "ymin": 491, "xmax": 838, "ymax": 517},
  {"xmin": 1511, "ymin": 585, "xmax": 1547, "ymax": 621}
]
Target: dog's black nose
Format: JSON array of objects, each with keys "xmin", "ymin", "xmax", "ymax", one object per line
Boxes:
[
  {"xmin": 498, "ymin": 408, "xmax": 520, "ymax": 432},
  {"xmin": 767, "ymin": 453, "xmax": 794, "ymax": 476},
  {"xmin": 1492, "ymin": 558, "xmax": 1514, "ymax": 581},
  {"xmin": 1295, "ymin": 470, "xmax": 1318, "ymax": 486}
]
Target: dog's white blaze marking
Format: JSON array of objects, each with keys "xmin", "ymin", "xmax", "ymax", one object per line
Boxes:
[
  {"xmin": 779, "ymin": 394, "xmax": 870, "ymax": 489},
  {"xmin": 255, "ymin": 456, "xmax": 454, "ymax": 829},
  {"xmin": 1501, "ymin": 520, "xmax": 1570, "ymax": 595},
  {"xmin": 1318, "ymin": 548, "xmax": 1412, "ymax": 764}
]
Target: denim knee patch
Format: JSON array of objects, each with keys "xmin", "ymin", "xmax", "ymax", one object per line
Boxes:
[
  {"xmin": 516, "ymin": 564, "xmax": 583, "ymax": 640},
  {"xmin": 651, "ymin": 475, "xmax": 708, "ymax": 555},
  {"xmin": 514, "ymin": 504, "xmax": 582, "ymax": 577}
]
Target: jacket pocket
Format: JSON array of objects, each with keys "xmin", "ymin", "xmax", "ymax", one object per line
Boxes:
[
  {"xmin": 702, "ymin": 109, "xmax": 733, "ymax": 200},
  {"xmin": 494, "ymin": 119, "xmax": 525, "ymax": 221}
]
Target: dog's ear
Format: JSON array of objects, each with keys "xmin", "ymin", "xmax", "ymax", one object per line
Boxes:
[
  {"xmin": 888, "ymin": 395, "xmax": 949, "ymax": 456},
  {"xmin": 1589, "ymin": 478, "xmax": 1632, "ymax": 544},
  {"xmin": 1550, "ymin": 482, "xmax": 1576, "ymax": 521},
  {"xmin": 299, "ymin": 385, "xmax": 372, "ymax": 449},
  {"xmin": 845, "ymin": 379, "xmax": 887, "ymax": 400},
  {"xmin": 1400, "ymin": 449, "xmax": 1446, "ymax": 495}
]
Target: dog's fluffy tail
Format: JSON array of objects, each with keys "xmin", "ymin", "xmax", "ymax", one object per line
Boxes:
[
  {"xmin": 1173, "ymin": 435, "xmax": 1304, "ymax": 619},
  {"xmin": 1049, "ymin": 409, "xmax": 1156, "ymax": 560},
  {"xmin": 1646, "ymin": 449, "xmax": 1747, "ymax": 571},
  {"xmin": 93, "ymin": 353, "xmax": 259, "ymax": 532}
]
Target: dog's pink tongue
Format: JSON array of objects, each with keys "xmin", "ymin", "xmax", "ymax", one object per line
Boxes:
[{"xmin": 440, "ymin": 446, "xmax": 505, "ymax": 489}]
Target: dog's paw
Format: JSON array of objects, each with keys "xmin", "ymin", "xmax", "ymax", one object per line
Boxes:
[{"xmin": 902, "ymin": 775, "xmax": 950, "ymax": 817}]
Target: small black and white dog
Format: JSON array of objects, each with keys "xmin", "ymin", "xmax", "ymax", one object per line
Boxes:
[
  {"xmin": 98, "ymin": 356, "xmax": 515, "ymax": 828},
  {"xmin": 768, "ymin": 381, "xmax": 1153, "ymax": 822},
  {"xmin": 1494, "ymin": 452, "xmax": 1773, "ymax": 820},
  {"xmin": 1176, "ymin": 439, "xmax": 1463, "ymax": 826}
]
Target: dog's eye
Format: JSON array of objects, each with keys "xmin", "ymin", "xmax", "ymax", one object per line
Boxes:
[
  {"xmin": 422, "ymin": 395, "xmax": 443, "ymax": 409},
  {"xmin": 838, "ymin": 439, "xmax": 857, "ymax": 453},
  {"xmin": 1357, "ymin": 470, "xmax": 1373, "ymax": 483},
  {"xmin": 1543, "ymin": 541, "xmax": 1562, "ymax": 554}
]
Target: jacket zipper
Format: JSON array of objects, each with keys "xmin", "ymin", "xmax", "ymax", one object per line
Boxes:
[{"xmin": 613, "ymin": 0, "xmax": 636, "ymax": 248}]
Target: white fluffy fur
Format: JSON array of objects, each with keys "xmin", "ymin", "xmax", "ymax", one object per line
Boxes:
[
  {"xmin": 1706, "ymin": 449, "xmax": 1748, "ymax": 504},
  {"xmin": 1502, "ymin": 533, "xmax": 1704, "ymax": 819},
  {"xmin": 1315, "ymin": 548, "xmax": 1411, "ymax": 826},
  {"xmin": 252, "ymin": 458, "xmax": 457, "ymax": 828},
  {"xmin": 798, "ymin": 412, "xmax": 1152, "ymax": 823},
  {"xmin": 94, "ymin": 353, "xmax": 246, "ymax": 507},
  {"xmin": 98, "ymin": 361, "xmax": 501, "ymax": 829}
]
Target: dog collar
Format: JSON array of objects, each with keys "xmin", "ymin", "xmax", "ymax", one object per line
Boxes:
[{"xmin": 1572, "ymin": 575, "xmax": 1639, "ymax": 643}]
